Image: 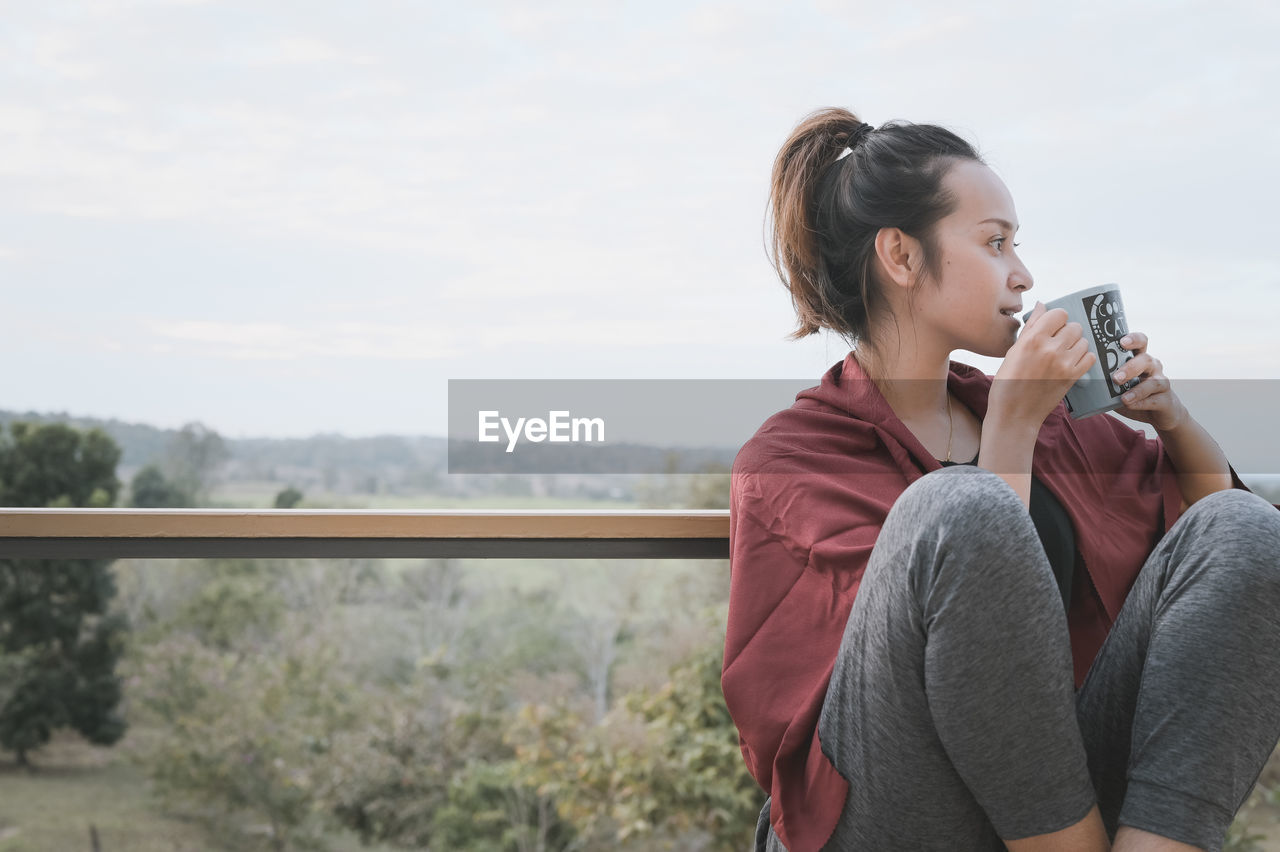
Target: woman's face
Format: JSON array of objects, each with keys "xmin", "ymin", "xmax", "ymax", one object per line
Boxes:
[{"xmin": 917, "ymin": 160, "xmax": 1034, "ymax": 358}]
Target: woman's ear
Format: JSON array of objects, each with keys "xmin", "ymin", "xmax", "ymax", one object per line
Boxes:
[{"xmin": 873, "ymin": 227, "xmax": 923, "ymax": 290}]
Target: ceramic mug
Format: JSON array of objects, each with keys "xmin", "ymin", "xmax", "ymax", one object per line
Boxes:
[{"xmin": 1022, "ymin": 284, "xmax": 1141, "ymax": 420}]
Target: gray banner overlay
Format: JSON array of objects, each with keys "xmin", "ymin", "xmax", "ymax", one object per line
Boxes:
[{"xmin": 448, "ymin": 379, "xmax": 1280, "ymax": 476}]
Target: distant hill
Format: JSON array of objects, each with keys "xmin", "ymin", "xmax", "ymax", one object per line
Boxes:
[
  {"xmin": 0, "ymin": 409, "xmax": 449, "ymax": 473},
  {"xmin": 0, "ymin": 410, "xmax": 735, "ymax": 505},
  {"xmin": 3, "ymin": 408, "xmax": 1277, "ymax": 507}
]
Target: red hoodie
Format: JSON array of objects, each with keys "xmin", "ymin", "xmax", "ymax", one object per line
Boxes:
[{"xmin": 722, "ymin": 352, "xmax": 1260, "ymax": 852}]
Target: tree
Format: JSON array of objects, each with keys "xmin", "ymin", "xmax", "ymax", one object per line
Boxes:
[
  {"xmin": 0, "ymin": 422, "xmax": 128, "ymax": 765},
  {"xmin": 129, "ymin": 463, "xmax": 193, "ymax": 507},
  {"xmin": 0, "ymin": 421, "xmax": 118, "ymax": 509},
  {"xmin": 637, "ymin": 459, "xmax": 730, "ymax": 509},
  {"xmin": 273, "ymin": 486, "xmax": 303, "ymax": 509},
  {"xmin": 686, "ymin": 461, "xmax": 730, "ymax": 510},
  {"xmin": 161, "ymin": 422, "xmax": 228, "ymax": 505},
  {"xmin": 132, "ymin": 634, "xmax": 355, "ymax": 851},
  {"xmin": 513, "ymin": 635, "xmax": 762, "ymax": 850}
]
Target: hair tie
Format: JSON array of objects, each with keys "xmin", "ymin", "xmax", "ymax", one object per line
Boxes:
[
  {"xmin": 850, "ymin": 122, "xmax": 875, "ymax": 146},
  {"xmin": 836, "ymin": 122, "xmax": 876, "ymax": 160}
]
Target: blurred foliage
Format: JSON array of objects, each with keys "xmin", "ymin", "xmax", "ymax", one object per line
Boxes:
[
  {"xmin": 129, "ymin": 463, "xmax": 193, "ymax": 507},
  {"xmin": 510, "ymin": 637, "xmax": 761, "ymax": 851},
  {"xmin": 637, "ymin": 456, "xmax": 730, "ymax": 510},
  {"xmin": 129, "ymin": 632, "xmax": 356, "ymax": 851},
  {"xmin": 115, "ymin": 466, "xmax": 745, "ymax": 849},
  {"xmin": 1224, "ymin": 820, "xmax": 1267, "ymax": 852},
  {"xmin": 0, "ymin": 420, "xmax": 119, "ymax": 508},
  {"xmin": 1226, "ymin": 774, "xmax": 1280, "ymax": 851},
  {"xmin": 177, "ymin": 561, "xmax": 286, "ymax": 652},
  {"xmin": 434, "ymin": 758, "xmax": 576, "ymax": 852},
  {"xmin": 0, "ymin": 421, "xmax": 127, "ymax": 764},
  {"xmin": 119, "ymin": 554, "xmax": 749, "ymax": 851},
  {"xmin": 124, "ymin": 423, "xmax": 228, "ymax": 507},
  {"xmin": 161, "ymin": 421, "xmax": 229, "ymax": 505},
  {"xmin": 274, "ymin": 486, "xmax": 304, "ymax": 508},
  {"xmin": 452, "ymin": 588, "xmax": 586, "ymax": 694},
  {"xmin": 324, "ymin": 689, "xmax": 575, "ymax": 851}
]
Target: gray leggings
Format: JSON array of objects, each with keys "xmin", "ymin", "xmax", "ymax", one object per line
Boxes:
[{"xmin": 760, "ymin": 464, "xmax": 1280, "ymax": 852}]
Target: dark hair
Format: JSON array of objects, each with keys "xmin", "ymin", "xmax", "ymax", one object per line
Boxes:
[{"xmin": 768, "ymin": 107, "xmax": 983, "ymax": 347}]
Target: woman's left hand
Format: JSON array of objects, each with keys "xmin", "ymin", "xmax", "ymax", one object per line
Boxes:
[{"xmin": 1110, "ymin": 332, "xmax": 1189, "ymax": 432}]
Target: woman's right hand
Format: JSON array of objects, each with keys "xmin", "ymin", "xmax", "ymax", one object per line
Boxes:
[{"xmin": 989, "ymin": 301, "xmax": 1096, "ymax": 428}]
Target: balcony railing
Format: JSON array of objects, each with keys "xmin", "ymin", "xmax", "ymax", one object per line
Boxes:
[{"xmin": 0, "ymin": 509, "xmax": 731, "ymax": 559}]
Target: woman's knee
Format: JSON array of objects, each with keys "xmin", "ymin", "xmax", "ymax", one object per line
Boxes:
[
  {"xmin": 1170, "ymin": 488, "xmax": 1280, "ymax": 596},
  {"xmin": 883, "ymin": 466, "xmax": 1047, "ymax": 594},
  {"xmin": 890, "ymin": 465, "xmax": 1026, "ymax": 536},
  {"xmin": 1179, "ymin": 488, "xmax": 1280, "ymax": 547},
  {"xmin": 1184, "ymin": 486, "xmax": 1279, "ymax": 521}
]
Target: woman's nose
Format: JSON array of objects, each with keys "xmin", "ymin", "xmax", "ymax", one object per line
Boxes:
[{"xmin": 1012, "ymin": 262, "xmax": 1033, "ymax": 291}]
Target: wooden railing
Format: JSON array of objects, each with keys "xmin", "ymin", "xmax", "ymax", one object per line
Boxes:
[{"xmin": 0, "ymin": 509, "xmax": 731, "ymax": 559}]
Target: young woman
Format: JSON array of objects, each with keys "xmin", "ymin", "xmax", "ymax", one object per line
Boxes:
[{"xmin": 722, "ymin": 108, "xmax": 1280, "ymax": 852}]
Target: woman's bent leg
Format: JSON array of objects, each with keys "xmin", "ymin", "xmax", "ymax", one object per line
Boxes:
[
  {"xmin": 812, "ymin": 465, "xmax": 1097, "ymax": 852},
  {"xmin": 1076, "ymin": 488, "xmax": 1280, "ymax": 852}
]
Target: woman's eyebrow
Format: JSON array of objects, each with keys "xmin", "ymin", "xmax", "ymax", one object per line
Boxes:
[{"xmin": 977, "ymin": 217, "xmax": 1020, "ymax": 232}]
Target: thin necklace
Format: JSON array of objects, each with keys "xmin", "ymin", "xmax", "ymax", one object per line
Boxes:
[{"xmin": 944, "ymin": 390, "xmax": 954, "ymax": 463}]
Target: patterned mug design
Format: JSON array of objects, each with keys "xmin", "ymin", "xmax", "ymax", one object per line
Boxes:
[{"xmin": 1083, "ymin": 292, "xmax": 1140, "ymax": 398}]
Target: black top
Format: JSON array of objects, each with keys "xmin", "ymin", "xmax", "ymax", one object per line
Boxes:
[{"xmin": 939, "ymin": 457, "xmax": 1075, "ymax": 611}]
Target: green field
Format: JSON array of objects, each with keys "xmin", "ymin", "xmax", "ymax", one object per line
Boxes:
[
  {"xmin": 0, "ymin": 732, "xmax": 406, "ymax": 852},
  {"xmin": 0, "ymin": 733, "xmax": 212, "ymax": 852},
  {"xmin": 7, "ymin": 732, "xmax": 1280, "ymax": 852},
  {"xmin": 208, "ymin": 483, "xmax": 646, "ymax": 510}
]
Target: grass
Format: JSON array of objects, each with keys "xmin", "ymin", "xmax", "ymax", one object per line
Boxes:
[
  {"xmin": 4, "ymin": 717, "xmax": 1280, "ymax": 851},
  {"xmin": 0, "ymin": 733, "xmax": 214, "ymax": 852},
  {"xmin": 208, "ymin": 484, "xmax": 644, "ymax": 510},
  {"xmin": 1231, "ymin": 757, "xmax": 1280, "ymax": 851},
  {"xmin": 0, "ymin": 732, "xmax": 405, "ymax": 852}
]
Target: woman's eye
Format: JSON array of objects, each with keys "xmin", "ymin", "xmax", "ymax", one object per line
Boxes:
[{"xmin": 990, "ymin": 238, "xmax": 1021, "ymax": 253}]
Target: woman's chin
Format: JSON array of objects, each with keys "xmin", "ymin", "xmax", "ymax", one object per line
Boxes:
[{"xmin": 972, "ymin": 339, "xmax": 1016, "ymax": 359}]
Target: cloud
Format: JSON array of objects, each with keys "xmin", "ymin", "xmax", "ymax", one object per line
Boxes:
[
  {"xmin": 4, "ymin": 0, "xmax": 1280, "ymax": 434},
  {"xmin": 134, "ymin": 303, "xmax": 769, "ymax": 362},
  {"xmin": 25, "ymin": 31, "xmax": 100, "ymax": 79},
  {"xmin": 145, "ymin": 319, "xmax": 462, "ymax": 360},
  {"xmin": 227, "ymin": 36, "xmax": 377, "ymax": 67}
]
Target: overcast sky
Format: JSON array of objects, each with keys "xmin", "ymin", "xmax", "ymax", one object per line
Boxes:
[{"xmin": 2, "ymin": 0, "xmax": 1278, "ymax": 441}]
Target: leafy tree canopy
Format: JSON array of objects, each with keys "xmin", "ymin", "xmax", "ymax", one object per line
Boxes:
[
  {"xmin": 0, "ymin": 421, "xmax": 120, "ymax": 508},
  {"xmin": 129, "ymin": 464, "xmax": 193, "ymax": 508},
  {"xmin": 273, "ymin": 486, "xmax": 303, "ymax": 509},
  {"xmin": 0, "ymin": 421, "xmax": 128, "ymax": 765}
]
